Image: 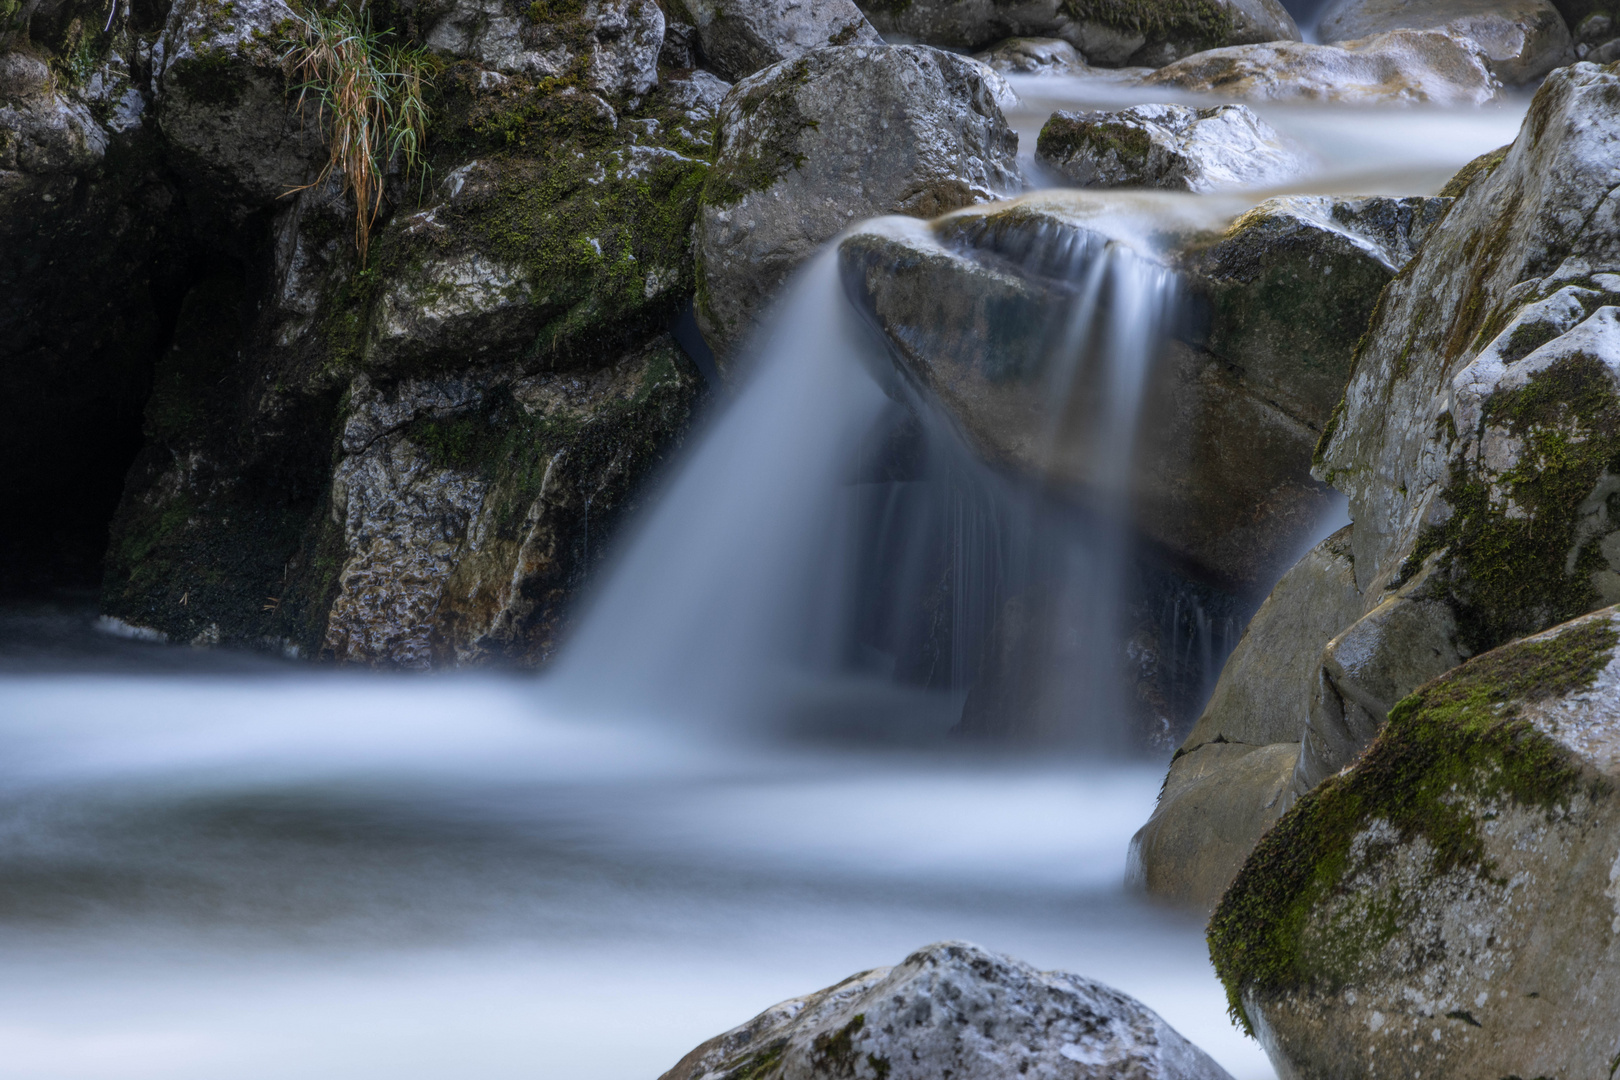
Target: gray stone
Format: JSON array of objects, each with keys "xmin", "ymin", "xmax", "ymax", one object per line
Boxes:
[
  {"xmin": 1127, "ymin": 741, "xmax": 1300, "ymax": 911},
  {"xmin": 857, "ymin": 0, "xmax": 1300, "ymax": 67},
  {"xmin": 424, "ymin": 0, "xmax": 664, "ymax": 95},
  {"xmin": 1317, "ymin": 0, "xmax": 1573, "ymax": 84},
  {"xmin": 974, "ymin": 36, "xmax": 1092, "ymax": 75},
  {"xmin": 1211, "ymin": 605, "xmax": 1620, "ymax": 1080},
  {"xmin": 660, "ymin": 941, "xmax": 1235, "ymax": 1080},
  {"xmin": 674, "ymin": 0, "xmax": 881, "ymax": 81},
  {"xmin": 696, "ymin": 44, "xmax": 1019, "ymax": 361},
  {"xmin": 1144, "ymin": 29, "xmax": 1501, "ymax": 105},
  {"xmin": 1035, "ymin": 103, "xmax": 1306, "ymax": 193}
]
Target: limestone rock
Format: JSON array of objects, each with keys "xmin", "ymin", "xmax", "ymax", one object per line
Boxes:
[
  {"xmin": 1210, "ymin": 605, "xmax": 1620, "ymax": 1079},
  {"xmin": 154, "ymin": 0, "xmax": 323, "ymax": 209},
  {"xmin": 674, "ymin": 0, "xmax": 881, "ymax": 81},
  {"xmin": 1035, "ymin": 103, "xmax": 1306, "ymax": 193},
  {"xmin": 0, "ymin": 50, "xmax": 108, "ymax": 180},
  {"xmin": 660, "ymin": 941, "xmax": 1234, "ymax": 1080},
  {"xmin": 974, "ymin": 36, "xmax": 1092, "ymax": 75},
  {"xmin": 856, "ymin": 0, "xmax": 1300, "ymax": 67},
  {"xmin": 696, "ymin": 44, "xmax": 1019, "ymax": 360},
  {"xmin": 1144, "ymin": 29, "xmax": 1501, "ymax": 104},
  {"xmin": 1317, "ymin": 0, "xmax": 1573, "ymax": 84},
  {"xmin": 424, "ymin": 0, "xmax": 664, "ymax": 95},
  {"xmin": 1190, "ymin": 194, "xmax": 1450, "ymax": 430},
  {"xmin": 1127, "ymin": 742, "xmax": 1300, "ymax": 910}
]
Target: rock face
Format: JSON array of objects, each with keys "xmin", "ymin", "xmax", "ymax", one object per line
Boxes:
[
  {"xmin": 1317, "ymin": 0, "xmax": 1573, "ymax": 84},
  {"xmin": 840, "ymin": 190, "xmax": 1435, "ymax": 592},
  {"xmin": 672, "ymin": 0, "xmax": 882, "ymax": 81},
  {"xmin": 856, "ymin": 0, "xmax": 1300, "ymax": 67},
  {"xmin": 1210, "ymin": 605, "xmax": 1620, "ymax": 1080},
  {"xmin": 696, "ymin": 44, "xmax": 1019, "ymax": 361},
  {"xmin": 974, "ymin": 36, "xmax": 1092, "ymax": 75},
  {"xmin": 1144, "ymin": 29, "xmax": 1502, "ymax": 105},
  {"xmin": 423, "ymin": 0, "xmax": 664, "ymax": 94},
  {"xmin": 660, "ymin": 941, "xmax": 1235, "ymax": 1080},
  {"xmin": 1035, "ymin": 104, "xmax": 1306, "ymax": 193},
  {"xmin": 1129, "ymin": 527, "xmax": 1365, "ymax": 909}
]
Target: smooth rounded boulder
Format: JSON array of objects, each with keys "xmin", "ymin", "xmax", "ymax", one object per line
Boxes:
[
  {"xmin": 695, "ymin": 44, "xmax": 1020, "ymax": 361},
  {"xmin": 1210, "ymin": 605, "xmax": 1620, "ymax": 1079},
  {"xmin": 1316, "ymin": 0, "xmax": 1573, "ymax": 83},
  {"xmin": 856, "ymin": 0, "xmax": 1301, "ymax": 67},
  {"xmin": 660, "ymin": 941, "xmax": 1235, "ymax": 1080}
]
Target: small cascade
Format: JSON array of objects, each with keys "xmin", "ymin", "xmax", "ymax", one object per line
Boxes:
[{"xmin": 557, "ymin": 206, "xmax": 1236, "ymax": 751}]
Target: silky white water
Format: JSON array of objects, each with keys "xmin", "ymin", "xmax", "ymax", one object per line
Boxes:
[{"xmin": 0, "ymin": 68, "xmax": 1532, "ymax": 1080}]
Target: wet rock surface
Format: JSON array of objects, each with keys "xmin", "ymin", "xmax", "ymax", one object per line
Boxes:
[
  {"xmin": 1317, "ymin": 0, "xmax": 1572, "ymax": 83},
  {"xmin": 661, "ymin": 941, "xmax": 1235, "ymax": 1080},
  {"xmin": 1144, "ymin": 29, "xmax": 1502, "ymax": 104},
  {"xmin": 423, "ymin": 0, "xmax": 665, "ymax": 94},
  {"xmin": 1211, "ymin": 605, "xmax": 1620, "ymax": 1080},
  {"xmin": 673, "ymin": 0, "xmax": 881, "ymax": 81},
  {"xmin": 856, "ymin": 0, "xmax": 1300, "ymax": 67},
  {"xmin": 696, "ymin": 44, "xmax": 1019, "ymax": 361},
  {"xmin": 1035, "ymin": 103, "xmax": 1306, "ymax": 193}
]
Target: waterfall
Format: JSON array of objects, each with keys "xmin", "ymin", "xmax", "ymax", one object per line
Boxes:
[{"xmin": 555, "ymin": 212, "xmax": 1207, "ymax": 751}]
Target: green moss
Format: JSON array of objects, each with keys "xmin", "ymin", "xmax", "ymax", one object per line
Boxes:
[
  {"xmin": 1209, "ymin": 615, "xmax": 1616, "ymax": 1032},
  {"xmin": 1398, "ymin": 353, "xmax": 1620, "ymax": 652},
  {"xmin": 719, "ymin": 1040, "xmax": 786, "ymax": 1080},
  {"xmin": 527, "ymin": 0, "xmax": 584, "ymax": 21},
  {"xmin": 170, "ymin": 47, "xmax": 248, "ymax": 107},
  {"xmin": 701, "ymin": 57, "xmax": 815, "ymax": 209},
  {"xmin": 1438, "ymin": 144, "xmax": 1511, "ymax": 199},
  {"xmin": 811, "ymin": 1015, "xmax": 866, "ymax": 1073},
  {"xmin": 1036, "ymin": 112, "xmax": 1152, "ymax": 167},
  {"xmin": 1060, "ymin": 0, "xmax": 1234, "ymax": 47}
]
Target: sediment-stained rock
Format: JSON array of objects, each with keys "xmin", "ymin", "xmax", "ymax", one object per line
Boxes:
[
  {"xmin": 856, "ymin": 0, "xmax": 1300, "ymax": 67},
  {"xmin": 696, "ymin": 44, "xmax": 1019, "ymax": 361},
  {"xmin": 1210, "ymin": 605, "xmax": 1620, "ymax": 1080},
  {"xmin": 1317, "ymin": 0, "xmax": 1572, "ymax": 83},
  {"xmin": 661, "ymin": 941, "xmax": 1234, "ymax": 1080},
  {"xmin": 1035, "ymin": 103, "xmax": 1306, "ymax": 193},
  {"xmin": 1144, "ymin": 29, "xmax": 1502, "ymax": 105}
]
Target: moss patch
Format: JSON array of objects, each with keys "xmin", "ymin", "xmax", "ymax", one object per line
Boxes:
[
  {"xmin": 701, "ymin": 56, "xmax": 815, "ymax": 209},
  {"xmin": 1036, "ymin": 111, "xmax": 1152, "ymax": 168},
  {"xmin": 1438, "ymin": 143, "xmax": 1511, "ymax": 199},
  {"xmin": 1398, "ymin": 352, "xmax": 1620, "ymax": 653},
  {"xmin": 1061, "ymin": 0, "xmax": 1235, "ymax": 48},
  {"xmin": 1209, "ymin": 614, "xmax": 1616, "ymax": 1032}
]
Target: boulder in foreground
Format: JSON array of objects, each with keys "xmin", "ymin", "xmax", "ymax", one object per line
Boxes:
[
  {"xmin": 1210, "ymin": 605, "xmax": 1620, "ymax": 1079},
  {"xmin": 661, "ymin": 941, "xmax": 1234, "ymax": 1080}
]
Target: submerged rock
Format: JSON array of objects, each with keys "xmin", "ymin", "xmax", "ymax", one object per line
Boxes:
[
  {"xmin": 856, "ymin": 0, "xmax": 1300, "ymax": 67},
  {"xmin": 1035, "ymin": 103, "xmax": 1305, "ymax": 193},
  {"xmin": 673, "ymin": 0, "xmax": 882, "ymax": 81},
  {"xmin": 1210, "ymin": 605, "xmax": 1620, "ymax": 1079},
  {"xmin": 1317, "ymin": 0, "xmax": 1572, "ymax": 84},
  {"xmin": 660, "ymin": 941, "xmax": 1234, "ymax": 1080},
  {"xmin": 1144, "ymin": 29, "xmax": 1502, "ymax": 104},
  {"xmin": 696, "ymin": 44, "xmax": 1019, "ymax": 361}
]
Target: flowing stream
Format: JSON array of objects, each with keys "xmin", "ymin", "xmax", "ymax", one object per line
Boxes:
[{"xmin": 0, "ymin": 70, "xmax": 1533, "ymax": 1080}]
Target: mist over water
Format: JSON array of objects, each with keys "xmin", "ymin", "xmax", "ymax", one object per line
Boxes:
[{"xmin": 0, "ymin": 67, "xmax": 1535, "ymax": 1080}]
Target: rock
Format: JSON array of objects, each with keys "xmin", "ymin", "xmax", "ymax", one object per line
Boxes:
[
  {"xmin": 660, "ymin": 941, "xmax": 1235, "ymax": 1080},
  {"xmin": 1129, "ymin": 527, "xmax": 1365, "ymax": 909},
  {"xmin": 423, "ymin": 0, "xmax": 664, "ymax": 95},
  {"xmin": 1127, "ymin": 742, "xmax": 1300, "ymax": 910},
  {"xmin": 1190, "ymin": 194, "xmax": 1450, "ymax": 430},
  {"xmin": 696, "ymin": 44, "xmax": 1019, "ymax": 360},
  {"xmin": 856, "ymin": 0, "xmax": 1300, "ymax": 68},
  {"xmin": 0, "ymin": 51, "xmax": 108, "ymax": 178},
  {"xmin": 974, "ymin": 36, "xmax": 1091, "ymax": 75},
  {"xmin": 672, "ymin": 0, "xmax": 881, "ymax": 81},
  {"xmin": 1209, "ymin": 604, "xmax": 1620, "ymax": 1079},
  {"xmin": 1318, "ymin": 0, "xmax": 1573, "ymax": 84},
  {"xmin": 1035, "ymin": 103, "xmax": 1306, "ymax": 193},
  {"xmin": 1144, "ymin": 29, "xmax": 1501, "ymax": 105},
  {"xmin": 154, "ymin": 0, "xmax": 324, "ymax": 209}
]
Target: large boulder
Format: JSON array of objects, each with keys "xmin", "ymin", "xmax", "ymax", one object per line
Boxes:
[
  {"xmin": 1128, "ymin": 527, "xmax": 1366, "ymax": 909},
  {"xmin": 856, "ymin": 0, "xmax": 1301, "ymax": 68},
  {"xmin": 1143, "ymin": 29, "xmax": 1502, "ymax": 105},
  {"xmin": 670, "ymin": 0, "xmax": 881, "ymax": 81},
  {"xmin": 695, "ymin": 44, "xmax": 1019, "ymax": 361},
  {"xmin": 423, "ymin": 0, "xmax": 664, "ymax": 95},
  {"xmin": 1210, "ymin": 605, "xmax": 1620, "ymax": 1079},
  {"xmin": 1317, "ymin": 0, "xmax": 1573, "ymax": 84},
  {"xmin": 1034, "ymin": 103, "xmax": 1307, "ymax": 193},
  {"xmin": 660, "ymin": 941, "xmax": 1234, "ymax": 1080}
]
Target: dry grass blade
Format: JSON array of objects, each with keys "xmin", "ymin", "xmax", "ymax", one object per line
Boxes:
[{"xmin": 282, "ymin": 5, "xmax": 435, "ymax": 263}]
